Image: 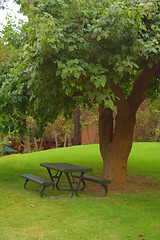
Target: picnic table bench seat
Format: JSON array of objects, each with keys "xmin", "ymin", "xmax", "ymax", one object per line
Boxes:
[
  {"xmin": 21, "ymin": 174, "xmax": 54, "ymax": 198},
  {"xmin": 73, "ymin": 174, "xmax": 111, "ymax": 197}
]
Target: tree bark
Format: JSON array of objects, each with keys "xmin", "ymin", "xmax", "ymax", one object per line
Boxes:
[
  {"xmin": 33, "ymin": 137, "xmax": 43, "ymax": 151},
  {"xmin": 64, "ymin": 133, "xmax": 67, "ymax": 147},
  {"xmin": 39, "ymin": 137, "xmax": 43, "ymax": 150},
  {"xmin": 34, "ymin": 137, "xmax": 38, "ymax": 151},
  {"xmin": 99, "ymin": 109, "xmax": 136, "ymax": 189},
  {"xmin": 23, "ymin": 135, "xmax": 30, "ymax": 153},
  {"xmin": 55, "ymin": 134, "xmax": 58, "ymax": 148},
  {"xmin": 154, "ymin": 120, "xmax": 160, "ymax": 142},
  {"xmin": 73, "ymin": 107, "xmax": 81, "ymax": 145}
]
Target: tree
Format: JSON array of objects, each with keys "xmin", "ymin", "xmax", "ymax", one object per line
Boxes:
[
  {"xmin": 1, "ymin": 0, "xmax": 160, "ymax": 189},
  {"xmin": 73, "ymin": 107, "xmax": 81, "ymax": 145},
  {"xmin": 46, "ymin": 114, "xmax": 74, "ymax": 148}
]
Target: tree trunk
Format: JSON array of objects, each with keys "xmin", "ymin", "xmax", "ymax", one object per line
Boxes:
[
  {"xmin": 154, "ymin": 120, "xmax": 160, "ymax": 142},
  {"xmin": 55, "ymin": 134, "xmax": 58, "ymax": 148},
  {"xmin": 33, "ymin": 137, "xmax": 38, "ymax": 151},
  {"xmin": 39, "ymin": 137, "xmax": 43, "ymax": 150},
  {"xmin": 64, "ymin": 133, "xmax": 67, "ymax": 147},
  {"xmin": 73, "ymin": 107, "xmax": 81, "ymax": 145},
  {"xmin": 23, "ymin": 135, "xmax": 30, "ymax": 153},
  {"xmin": 33, "ymin": 137, "xmax": 43, "ymax": 151},
  {"xmin": 99, "ymin": 110, "xmax": 136, "ymax": 189}
]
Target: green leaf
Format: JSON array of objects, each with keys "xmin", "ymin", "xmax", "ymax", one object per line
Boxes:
[
  {"xmin": 97, "ymin": 35, "xmax": 101, "ymax": 41},
  {"xmin": 73, "ymin": 71, "xmax": 81, "ymax": 79}
]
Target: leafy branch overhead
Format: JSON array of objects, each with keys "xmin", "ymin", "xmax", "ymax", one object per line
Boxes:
[
  {"xmin": 0, "ymin": 0, "xmax": 159, "ymax": 133},
  {"xmin": 1, "ymin": 1, "xmax": 160, "ymax": 121}
]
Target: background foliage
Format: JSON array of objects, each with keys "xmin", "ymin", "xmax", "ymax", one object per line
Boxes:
[{"xmin": 1, "ymin": 0, "xmax": 160, "ymax": 136}]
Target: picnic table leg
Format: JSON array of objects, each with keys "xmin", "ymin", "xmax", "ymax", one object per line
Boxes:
[
  {"xmin": 45, "ymin": 171, "xmax": 74, "ymax": 198},
  {"xmin": 55, "ymin": 171, "xmax": 63, "ymax": 190},
  {"xmin": 70, "ymin": 173, "xmax": 85, "ymax": 191},
  {"xmin": 49, "ymin": 172, "xmax": 74, "ymax": 199},
  {"xmin": 75, "ymin": 172, "xmax": 85, "ymax": 197},
  {"xmin": 40, "ymin": 186, "xmax": 48, "ymax": 198},
  {"xmin": 24, "ymin": 179, "xmax": 29, "ymax": 189},
  {"xmin": 46, "ymin": 168, "xmax": 59, "ymax": 189},
  {"xmin": 64, "ymin": 172, "xmax": 74, "ymax": 198},
  {"xmin": 55, "ymin": 172, "xmax": 75, "ymax": 193}
]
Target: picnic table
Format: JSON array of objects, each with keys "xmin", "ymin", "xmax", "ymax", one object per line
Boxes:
[
  {"xmin": 40, "ymin": 163, "xmax": 92, "ymax": 198},
  {"xmin": 21, "ymin": 163, "xmax": 111, "ymax": 198}
]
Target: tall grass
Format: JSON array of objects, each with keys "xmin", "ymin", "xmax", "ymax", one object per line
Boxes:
[{"xmin": 0, "ymin": 143, "xmax": 160, "ymax": 240}]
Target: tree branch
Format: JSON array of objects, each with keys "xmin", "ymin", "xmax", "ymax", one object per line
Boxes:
[
  {"xmin": 111, "ymin": 83, "xmax": 129, "ymax": 118},
  {"xmin": 127, "ymin": 60, "xmax": 160, "ymax": 113}
]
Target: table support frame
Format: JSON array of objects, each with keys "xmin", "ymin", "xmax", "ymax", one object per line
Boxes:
[{"xmin": 45, "ymin": 168, "xmax": 85, "ymax": 199}]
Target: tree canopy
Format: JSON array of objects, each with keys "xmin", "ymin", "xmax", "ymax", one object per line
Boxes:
[
  {"xmin": 0, "ymin": 0, "xmax": 160, "ymax": 188},
  {"xmin": 1, "ymin": 0, "xmax": 160, "ymax": 132}
]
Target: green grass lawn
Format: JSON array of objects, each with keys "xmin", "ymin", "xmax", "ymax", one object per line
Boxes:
[{"xmin": 0, "ymin": 142, "xmax": 160, "ymax": 240}]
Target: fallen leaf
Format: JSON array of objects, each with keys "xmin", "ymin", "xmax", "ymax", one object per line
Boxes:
[
  {"xmin": 49, "ymin": 196, "xmax": 56, "ymax": 199},
  {"xmin": 115, "ymin": 204, "xmax": 120, "ymax": 207},
  {"xmin": 4, "ymin": 196, "xmax": 8, "ymax": 199},
  {"xmin": 127, "ymin": 234, "xmax": 132, "ymax": 237},
  {"xmin": 138, "ymin": 233, "xmax": 144, "ymax": 237},
  {"xmin": 29, "ymin": 204, "xmax": 35, "ymax": 208}
]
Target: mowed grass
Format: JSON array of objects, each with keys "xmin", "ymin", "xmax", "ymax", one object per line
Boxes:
[{"xmin": 0, "ymin": 143, "xmax": 160, "ymax": 240}]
